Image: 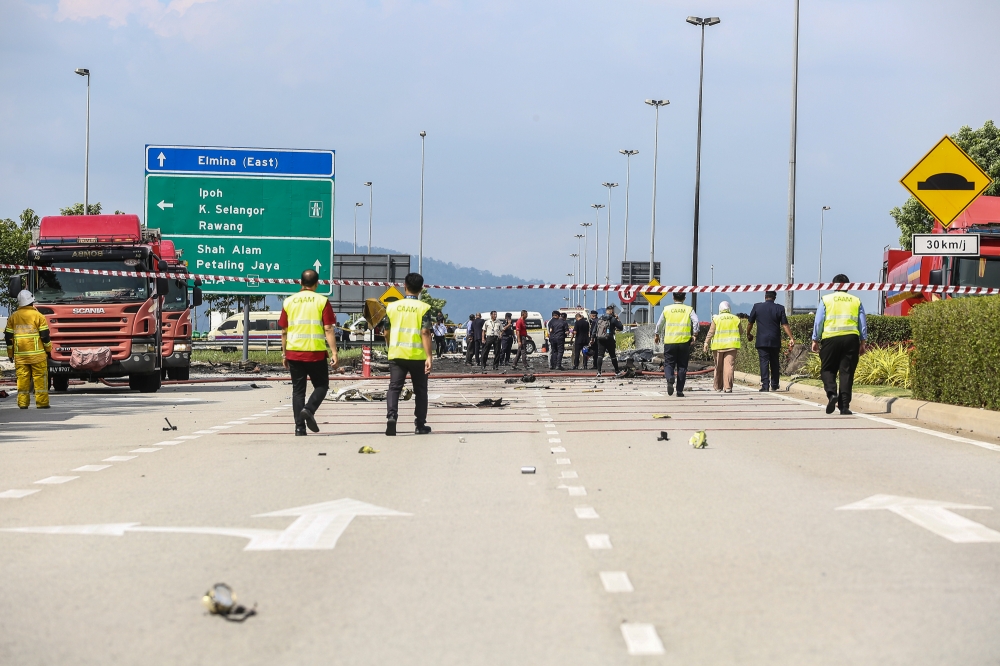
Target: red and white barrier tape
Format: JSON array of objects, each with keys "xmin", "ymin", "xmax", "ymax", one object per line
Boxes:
[{"xmin": 2, "ymin": 262, "xmax": 997, "ymax": 295}]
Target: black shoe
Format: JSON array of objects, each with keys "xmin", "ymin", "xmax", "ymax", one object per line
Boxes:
[
  {"xmin": 415, "ymin": 425, "xmax": 432, "ymax": 435},
  {"xmin": 826, "ymin": 396, "xmax": 838, "ymax": 414},
  {"xmin": 676, "ymin": 390, "xmax": 686, "ymax": 398},
  {"xmin": 301, "ymin": 408, "xmax": 319, "ymax": 433},
  {"xmin": 840, "ymin": 408, "xmax": 853, "ymax": 415},
  {"xmin": 295, "ymin": 427, "xmax": 307, "ymax": 436},
  {"xmin": 667, "ymin": 382, "xmax": 675, "ymax": 396},
  {"xmin": 759, "ymin": 387, "xmax": 769, "ymax": 392},
  {"xmin": 386, "ymin": 418, "xmax": 397, "ymax": 436}
]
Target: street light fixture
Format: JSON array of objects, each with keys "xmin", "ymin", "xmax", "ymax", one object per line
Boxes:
[
  {"xmin": 819, "ymin": 206, "xmax": 830, "ymax": 303},
  {"xmin": 686, "ymin": 16, "xmax": 720, "ymax": 312},
  {"xmin": 601, "ymin": 184, "xmax": 617, "ymax": 307},
  {"xmin": 363, "ymin": 182, "xmax": 373, "ymax": 254},
  {"xmin": 75, "ymin": 68, "xmax": 91, "ymax": 215},
  {"xmin": 645, "ymin": 99, "xmax": 669, "ymax": 321},
  {"xmin": 353, "ymin": 202, "xmax": 364, "ymax": 253},
  {"xmin": 580, "ymin": 222, "xmax": 593, "ymax": 311},
  {"xmin": 419, "ymin": 131, "xmax": 426, "ymax": 274}
]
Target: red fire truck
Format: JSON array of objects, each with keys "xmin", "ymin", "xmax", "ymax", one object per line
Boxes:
[
  {"xmin": 7, "ymin": 214, "xmax": 200, "ymax": 392},
  {"xmin": 881, "ymin": 195, "xmax": 1000, "ymax": 315},
  {"xmin": 154, "ymin": 239, "xmax": 198, "ymax": 381}
]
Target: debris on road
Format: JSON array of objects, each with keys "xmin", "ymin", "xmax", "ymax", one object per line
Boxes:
[
  {"xmin": 318, "ymin": 452, "xmax": 327, "ymax": 456},
  {"xmin": 332, "ymin": 386, "xmax": 411, "ymax": 402},
  {"xmin": 458, "ymin": 437, "xmax": 466, "ymax": 443},
  {"xmin": 475, "ymin": 398, "xmax": 505, "ymax": 408},
  {"xmin": 690, "ymin": 431, "xmax": 708, "ymax": 449},
  {"xmin": 248, "ymin": 383, "xmax": 271, "ymax": 389},
  {"xmin": 162, "ymin": 418, "xmax": 177, "ymax": 431},
  {"xmin": 521, "ymin": 374, "xmax": 536, "ymax": 383},
  {"xmin": 521, "ymin": 466, "xmax": 536, "ymax": 474},
  {"xmin": 652, "ymin": 414, "xmax": 671, "ymax": 419},
  {"xmin": 202, "ymin": 583, "xmax": 257, "ymax": 622},
  {"xmin": 358, "ymin": 446, "xmax": 379, "ymax": 454},
  {"xmin": 583, "ymin": 389, "xmax": 603, "ymax": 393},
  {"xmin": 657, "ymin": 431, "xmax": 670, "ymax": 441}
]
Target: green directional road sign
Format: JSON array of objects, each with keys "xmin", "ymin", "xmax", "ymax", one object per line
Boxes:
[{"xmin": 145, "ymin": 173, "xmax": 334, "ymax": 294}]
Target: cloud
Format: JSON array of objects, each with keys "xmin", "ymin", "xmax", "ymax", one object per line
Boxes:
[{"xmin": 54, "ymin": 0, "xmax": 216, "ymax": 28}]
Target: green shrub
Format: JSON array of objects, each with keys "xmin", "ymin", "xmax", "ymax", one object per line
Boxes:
[
  {"xmin": 616, "ymin": 332, "xmax": 635, "ymax": 351},
  {"xmin": 911, "ymin": 296, "xmax": 1000, "ymax": 409}
]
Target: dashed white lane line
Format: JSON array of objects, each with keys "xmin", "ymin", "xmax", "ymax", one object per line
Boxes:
[
  {"xmin": 104, "ymin": 456, "xmax": 137, "ymax": 462},
  {"xmin": 130, "ymin": 448, "xmax": 161, "ymax": 453},
  {"xmin": 585, "ymin": 534, "xmax": 612, "ymax": 549},
  {"xmin": 156, "ymin": 440, "xmax": 183, "ymax": 446},
  {"xmin": 575, "ymin": 506, "xmax": 599, "ymax": 519},
  {"xmin": 192, "ymin": 430, "xmax": 216, "ymax": 435},
  {"xmin": 560, "ymin": 485, "xmax": 587, "ymax": 496},
  {"xmin": 600, "ymin": 571, "xmax": 634, "ymax": 593},
  {"xmin": 0, "ymin": 490, "xmax": 40, "ymax": 499},
  {"xmin": 540, "ymin": 418, "xmax": 554, "ymax": 422},
  {"xmin": 175, "ymin": 436, "xmax": 200, "ymax": 440},
  {"xmin": 35, "ymin": 476, "xmax": 78, "ymax": 485},
  {"xmin": 560, "ymin": 471, "xmax": 579, "ymax": 479},
  {"xmin": 73, "ymin": 465, "xmax": 111, "ymax": 472},
  {"xmin": 209, "ymin": 425, "xmax": 232, "ymax": 430},
  {"xmin": 551, "ymin": 446, "xmax": 566, "ymax": 453},
  {"xmin": 556, "ymin": 458, "xmax": 571, "ymax": 464},
  {"xmin": 620, "ymin": 623, "xmax": 665, "ymax": 656},
  {"xmin": 549, "ymin": 438, "xmax": 562, "ymax": 443},
  {"xmin": 226, "ymin": 421, "xmax": 246, "ymax": 425}
]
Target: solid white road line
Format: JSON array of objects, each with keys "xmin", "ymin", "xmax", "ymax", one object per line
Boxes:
[
  {"xmin": 575, "ymin": 506, "xmax": 599, "ymax": 519},
  {"xmin": 104, "ymin": 456, "xmax": 137, "ymax": 462},
  {"xmin": 600, "ymin": 571, "xmax": 634, "ymax": 592},
  {"xmin": 34, "ymin": 476, "xmax": 78, "ymax": 485},
  {"xmin": 129, "ymin": 448, "xmax": 161, "ymax": 453},
  {"xmin": 620, "ymin": 623, "xmax": 665, "ymax": 656},
  {"xmin": 585, "ymin": 533, "xmax": 612, "ymax": 549},
  {"xmin": 0, "ymin": 490, "xmax": 40, "ymax": 499},
  {"xmin": 72, "ymin": 465, "xmax": 111, "ymax": 472}
]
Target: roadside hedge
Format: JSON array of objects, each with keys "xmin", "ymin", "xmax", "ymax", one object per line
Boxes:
[{"xmin": 911, "ymin": 296, "xmax": 1000, "ymax": 410}]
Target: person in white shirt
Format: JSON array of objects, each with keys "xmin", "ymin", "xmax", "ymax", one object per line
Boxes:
[{"xmin": 432, "ymin": 315, "xmax": 448, "ymax": 358}]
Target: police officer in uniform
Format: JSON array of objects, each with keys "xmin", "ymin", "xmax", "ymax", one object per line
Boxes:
[
  {"xmin": 654, "ymin": 293, "xmax": 700, "ymax": 397},
  {"xmin": 280, "ymin": 269, "xmax": 338, "ymax": 436},
  {"xmin": 385, "ymin": 272, "xmax": 434, "ymax": 436},
  {"xmin": 811, "ymin": 273, "xmax": 867, "ymax": 415},
  {"xmin": 5, "ymin": 290, "xmax": 52, "ymax": 409}
]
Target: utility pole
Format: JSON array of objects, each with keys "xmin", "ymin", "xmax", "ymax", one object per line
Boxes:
[
  {"xmin": 601, "ymin": 183, "xmax": 617, "ymax": 307},
  {"xmin": 419, "ymin": 131, "xmax": 426, "ymax": 274},
  {"xmin": 74, "ymin": 68, "xmax": 91, "ymax": 214},
  {"xmin": 364, "ymin": 182, "xmax": 373, "ymax": 254},
  {"xmin": 785, "ymin": 0, "xmax": 801, "ymax": 313}
]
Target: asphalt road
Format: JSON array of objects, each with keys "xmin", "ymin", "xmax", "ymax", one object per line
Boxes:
[{"xmin": 1, "ymin": 374, "xmax": 999, "ymax": 665}]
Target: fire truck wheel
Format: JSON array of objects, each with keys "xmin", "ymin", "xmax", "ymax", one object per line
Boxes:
[
  {"xmin": 167, "ymin": 367, "xmax": 190, "ymax": 381},
  {"xmin": 52, "ymin": 376, "xmax": 70, "ymax": 392}
]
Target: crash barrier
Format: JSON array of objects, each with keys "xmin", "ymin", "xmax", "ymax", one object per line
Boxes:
[{"xmin": 2, "ymin": 262, "xmax": 999, "ymax": 296}]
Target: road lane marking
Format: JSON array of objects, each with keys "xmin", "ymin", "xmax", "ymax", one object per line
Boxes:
[
  {"xmin": 540, "ymin": 418, "xmax": 554, "ymax": 422},
  {"xmin": 620, "ymin": 623, "xmax": 665, "ymax": 655},
  {"xmin": 35, "ymin": 476, "xmax": 78, "ymax": 484},
  {"xmin": 549, "ymin": 438, "xmax": 562, "ymax": 443},
  {"xmin": 226, "ymin": 421, "xmax": 247, "ymax": 425},
  {"xmin": 156, "ymin": 440, "xmax": 183, "ymax": 446},
  {"xmin": 556, "ymin": 458, "xmax": 571, "ymax": 464},
  {"xmin": 175, "ymin": 436, "xmax": 200, "ymax": 440},
  {"xmin": 104, "ymin": 456, "xmax": 137, "ymax": 462},
  {"xmin": 209, "ymin": 425, "xmax": 232, "ymax": 430},
  {"xmin": 192, "ymin": 430, "xmax": 216, "ymax": 435},
  {"xmin": 838, "ymin": 494, "xmax": 1000, "ymax": 543},
  {"xmin": 575, "ymin": 506, "xmax": 599, "ymax": 519},
  {"xmin": 559, "ymin": 485, "xmax": 587, "ymax": 496},
  {"xmin": 73, "ymin": 465, "xmax": 111, "ymax": 472},
  {"xmin": 0, "ymin": 490, "xmax": 40, "ymax": 499},
  {"xmin": 586, "ymin": 533, "xmax": 612, "ymax": 549},
  {"xmin": 551, "ymin": 447, "xmax": 566, "ymax": 453},
  {"xmin": 130, "ymin": 448, "xmax": 161, "ymax": 453},
  {"xmin": 600, "ymin": 571, "xmax": 634, "ymax": 592},
  {"xmin": 560, "ymin": 471, "xmax": 579, "ymax": 478}
]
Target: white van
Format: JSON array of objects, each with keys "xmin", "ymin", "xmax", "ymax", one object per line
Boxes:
[
  {"xmin": 456, "ymin": 311, "xmax": 546, "ymax": 354},
  {"xmin": 207, "ymin": 311, "xmax": 283, "ymax": 350}
]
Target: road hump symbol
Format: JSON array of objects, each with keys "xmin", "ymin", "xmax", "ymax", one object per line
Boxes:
[{"xmin": 900, "ymin": 135, "xmax": 992, "ymax": 227}]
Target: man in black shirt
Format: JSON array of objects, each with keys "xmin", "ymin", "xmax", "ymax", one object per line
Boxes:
[
  {"xmin": 468, "ymin": 313, "xmax": 485, "ymax": 366},
  {"xmin": 571, "ymin": 313, "xmax": 590, "ymax": 370},
  {"xmin": 547, "ymin": 310, "xmax": 568, "ymax": 370},
  {"xmin": 499, "ymin": 313, "xmax": 515, "ymax": 365},
  {"xmin": 746, "ymin": 290, "xmax": 796, "ymax": 391},
  {"xmin": 593, "ymin": 305, "xmax": 624, "ymax": 377}
]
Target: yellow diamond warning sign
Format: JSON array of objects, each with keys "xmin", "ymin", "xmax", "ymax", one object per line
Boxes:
[
  {"xmin": 379, "ymin": 285, "xmax": 404, "ymax": 306},
  {"xmin": 900, "ymin": 136, "xmax": 993, "ymax": 227},
  {"xmin": 640, "ymin": 278, "xmax": 665, "ymax": 307}
]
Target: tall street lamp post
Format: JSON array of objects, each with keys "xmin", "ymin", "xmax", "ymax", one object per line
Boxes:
[
  {"xmin": 567, "ymin": 273, "xmax": 574, "ymax": 308},
  {"xmin": 590, "ymin": 204, "xmax": 604, "ymax": 307},
  {"xmin": 570, "ymin": 254, "xmax": 580, "ymax": 306},
  {"xmin": 353, "ymin": 202, "xmax": 363, "ymax": 253},
  {"xmin": 419, "ymin": 131, "xmax": 426, "ymax": 274},
  {"xmin": 74, "ymin": 68, "xmax": 91, "ymax": 214},
  {"xmin": 601, "ymin": 183, "xmax": 617, "ymax": 307},
  {"xmin": 364, "ymin": 182, "xmax": 373, "ymax": 254},
  {"xmin": 819, "ymin": 206, "xmax": 830, "ymax": 303},
  {"xmin": 710, "ymin": 264, "xmax": 715, "ymax": 315},
  {"xmin": 685, "ymin": 16, "xmax": 720, "ymax": 313},
  {"xmin": 618, "ymin": 150, "xmax": 638, "ymax": 264},
  {"xmin": 580, "ymin": 222, "xmax": 593, "ymax": 311},
  {"xmin": 645, "ymin": 99, "xmax": 669, "ymax": 322},
  {"xmin": 786, "ymin": 0, "xmax": 801, "ymax": 312}
]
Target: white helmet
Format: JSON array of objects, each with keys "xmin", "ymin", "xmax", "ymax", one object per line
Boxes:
[
  {"xmin": 17, "ymin": 290, "xmax": 35, "ymax": 307},
  {"xmin": 718, "ymin": 301, "xmax": 731, "ymax": 312}
]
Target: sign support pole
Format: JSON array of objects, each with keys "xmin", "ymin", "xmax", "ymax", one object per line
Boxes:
[{"xmin": 242, "ymin": 296, "xmax": 250, "ymax": 363}]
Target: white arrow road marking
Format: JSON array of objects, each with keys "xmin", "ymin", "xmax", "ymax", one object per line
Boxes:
[
  {"xmin": 837, "ymin": 494, "xmax": 1000, "ymax": 543},
  {"xmin": 1, "ymin": 498, "xmax": 411, "ymax": 551},
  {"xmin": 157, "ymin": 152, "xmax": 166, "ymax": 167},
  {"xmin": 156, "ymin": 200, "xmax": 173, "ymax": 210}
]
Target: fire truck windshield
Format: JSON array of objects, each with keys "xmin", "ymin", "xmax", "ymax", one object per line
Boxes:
[
  {"xmin": 34, "ymin": 261, "xmax": 150, "ymax": 303},
  {"xmin": 954, "ymin": 257, "xmax": 1000, "ymax": 289},
  {"xmin": 162, "ymin": 277, "xmax": 189, "ymax": 312}
]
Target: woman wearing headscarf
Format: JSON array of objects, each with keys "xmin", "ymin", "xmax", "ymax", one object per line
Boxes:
[{"xmin": 703, "ymin": 301, "xmax": 743, "ymax": 393}]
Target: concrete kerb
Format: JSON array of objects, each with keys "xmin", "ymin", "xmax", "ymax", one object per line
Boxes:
[{"xmin": 734, "ymin": 370, "xmax": 1000, "ymax": 441}]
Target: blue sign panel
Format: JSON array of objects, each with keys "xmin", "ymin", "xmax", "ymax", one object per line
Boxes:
[{"xmin": 145, "ymin": 145, "xmax": 335, "ymax": 178}]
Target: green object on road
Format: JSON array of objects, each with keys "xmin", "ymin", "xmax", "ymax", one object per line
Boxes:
[{"xmin": 690, "ymin": 431, "xmax": 708, "ymax": 449}]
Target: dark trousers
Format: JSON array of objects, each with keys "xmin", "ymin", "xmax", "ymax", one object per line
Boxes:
[
  {"xmin": 663, "ymin": 343, "xmax": 691, "ymax": 391},
  {"xmin": 549, "ymin": 338, "xmax": 565, "ymax": 369},
  {"xmin": 595, "ymin": 338, "xmax": 619, "ymax": 373},
  {"xmin": 288, "ymin": 359, "xmax": 329, "ymax": 429},
  {"xmin": 758, "ymin": 346, "xmax": 781, "ymax": 390},
  {"xmin": 434, "ymin": 335, "xmax": 446, "ymax": 358},
  {"xmin": 500, "ymin": 336, "xmax": 513, "ymax": 364},
  {"xmin": 481, "ymin": 336, "xmax": 501, "ymax": 368},
  {"xmin": 465, "ymin": 338, "xmax": 481, "ymax": 364},
  {"xmin": 387, "ymin": 358, "xmax": 429, "ymax": 426},
  {"xmin": 572, "ymin": 340, "xmax": 589, "ymax": 369},
  {"xmin": 819, "ymin": 335, "xmax": 860, "ymax": 408},
  {"xmin": 511, "ymin": 336, "xmax": 531, "ymax": 369}
]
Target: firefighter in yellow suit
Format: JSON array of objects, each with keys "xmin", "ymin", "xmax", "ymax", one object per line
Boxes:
[{"xmin": 5, "ymin": 290, "xmax": 52, "ymax": 409}]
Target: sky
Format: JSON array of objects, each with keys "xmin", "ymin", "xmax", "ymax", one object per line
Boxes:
[{"xmin": 3, "ymin": 0, "xmax": 1000, "ymax": 312}]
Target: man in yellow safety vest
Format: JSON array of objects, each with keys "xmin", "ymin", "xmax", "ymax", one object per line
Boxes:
[
  {"xmin": 703, "ymin": 301, "xmax": 743, "ymax": 393},
  {"xmin": 5, "ymin": 290, "xmax": 52, "ymax": 409},
  {"xmin": 280, "ymin": 269, "xmax": 338, "ymax": 436},
  {"xmin": 653, "ymin": 292, "xmax": 700, "ymax": 397},
  {"xmin": 384, "ymin": 272, "xmax": 434, "ymax": 436},
  {"xmin": 811, "ymin": 273, "xmax": 867, "ymax": 415}
]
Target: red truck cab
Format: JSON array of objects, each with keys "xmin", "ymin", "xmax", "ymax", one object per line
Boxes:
[
  {"xmin": 882, "ymin": 195, "xmax": 1000, "ymax": 315},
  {"xmin": 154, "ymin": 239, "xmax": 200, "ymax": 380},
  {"xmin": 9, "ymin": 215, "xmax": 167, "ymax": 392}
]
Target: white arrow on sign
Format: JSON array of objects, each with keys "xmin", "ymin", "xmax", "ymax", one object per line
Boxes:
[
  {"xmin": 313, "ymin": 259, "xmax": 322, "ymax": 271},
  {"xmin": 157, "ymin": 152, "xmax": 166, "ymax": 167},
  {"xmin": 837, "ymin": 494, "xmax": 1000, "ymax": 543},
  {"xmin": 156, "ymin": 200, "xmax": 173, "ymax": 210},
  {"xmin": 0, "ymin": 498, "xmax": 410, "ymax": 551}
]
